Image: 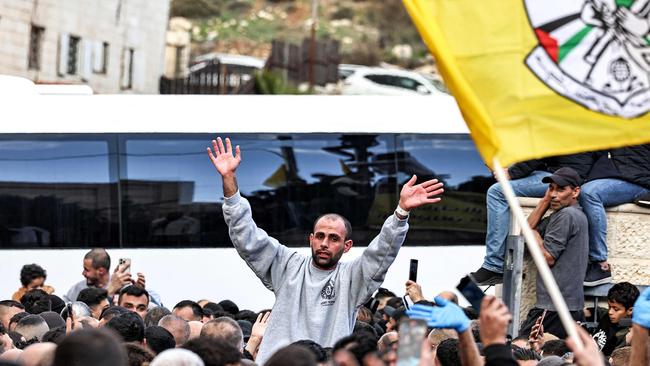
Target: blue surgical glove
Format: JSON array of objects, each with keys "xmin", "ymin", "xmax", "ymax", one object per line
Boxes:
[
  {"xmin": 406, "ymin": 296, "xmax": 470, "ymax": 333},
  {"xmin": 633, "ymin": 287, "xmax": 650, "ymax": 328}
]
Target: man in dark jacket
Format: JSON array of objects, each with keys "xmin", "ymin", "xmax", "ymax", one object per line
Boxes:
[
  {"xmin": 581, "ymin": 144, "xmax": 650, "ymax": 286},
  {"xmin": 471, "ymin": 154, "xmax": 592, "ymax": 285}
]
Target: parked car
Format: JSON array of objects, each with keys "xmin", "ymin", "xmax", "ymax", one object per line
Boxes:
[
  {"xmin": 338, "ymin": 64, "xmax": 365, "ymax": 80},
  {"xmin": 342, "ymin": 67, "xmax": 448, "ymax": 96}
]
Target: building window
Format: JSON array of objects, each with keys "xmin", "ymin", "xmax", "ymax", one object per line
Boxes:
[
  {"xmin": 121, "ymin": 48, "xmax": 134, "ymax": 89},
  {"xmin": 93, "ymin": 41, "xmax": 109, "ymax": 74},
  {"xmin": 28, "ymin": 25, "xmax": 44, "ymax": 70},
  {"xmin": 67, "ymin": 35, "xmax": 80, "ymax": 75}
]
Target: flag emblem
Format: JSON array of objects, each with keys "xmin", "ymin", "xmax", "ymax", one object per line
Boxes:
[{"xmin": 524, "ymin": 0, "xmax": 650, "ymax": 118}]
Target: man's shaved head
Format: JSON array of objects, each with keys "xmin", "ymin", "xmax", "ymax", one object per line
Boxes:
[
  {"xmin": 313, "ymin": 213, "xmax": 352, "ymax": 240},
  {"xmin": 158, "ymin": 315, "xmax": 190, "ymax": 347}
]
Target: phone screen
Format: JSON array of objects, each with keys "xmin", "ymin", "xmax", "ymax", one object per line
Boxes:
[
  {"xmin": 456, "ymin": 274, "xmax": 485, "ymax": 312},
  {"xmin": 409, "ymin": 259, "xmax": 418, "ymax": 282},
  {"xmin": 397, "ymin": 318, "xmax": 427, "ymax": 366}
]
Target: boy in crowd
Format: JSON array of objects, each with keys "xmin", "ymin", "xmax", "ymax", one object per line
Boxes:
[{"xmin": 591, "ymin": 282, "xmax": 640, "ymax": 356}]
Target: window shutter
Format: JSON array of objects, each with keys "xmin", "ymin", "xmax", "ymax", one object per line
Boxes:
[
  {"xmin": 92, "ymin": 41, "xmax": 104, "ymax": 72},
  {"xmin": 57, "ymin": 33, "xmax": 69, "ymax": 76},
  {"xmin": 81, "ymin": 39, "xmax": 93, "ymax": 80},
  {"xmin": 120, "ymin": 48, "xmax": 132, "ymax": 88}
]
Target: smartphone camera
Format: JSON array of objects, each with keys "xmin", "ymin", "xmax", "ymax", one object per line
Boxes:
[{"xmin": 118, "ymin": 258, "xmax": 131, "ymax": 274}]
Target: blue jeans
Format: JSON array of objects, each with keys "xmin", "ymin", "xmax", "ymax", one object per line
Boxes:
[
  {"xmin": 579, "ymin": 179, "xmax": 650, "ymax": 262},
  {"xmin": 482, "ymin": 171, "xmax": 551, "ymax": 273}
]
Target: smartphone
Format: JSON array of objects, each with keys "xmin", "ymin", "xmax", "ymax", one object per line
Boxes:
[
  {"xmin": 118, "ymin": 258, "xmax": 131, "ymax": 274},
  {"xmin": 539, "ymin": 309, "xmax": 547, "ymax": 325},
  {"xmin": 396, "ymin": 318, "xmax": 428, "ymax": 366},
  {"xmin": 456, "ymin": 274, "xmax": 485, "ymax": 312},
  {"xmin": 532, "ymin": 309, "xmax": 547, "ymax": 338},
  {"xmin": 66, "ymin": 302, "xmax": 75, "ymax": 329},
  {"xmin": 409, "ymin": 259, "xmax": 418, "ymax": 282}
]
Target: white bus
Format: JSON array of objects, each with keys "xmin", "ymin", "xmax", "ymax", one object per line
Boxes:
[{"xmin": 0, "ymin": 89, "xmax": 492, "ymax": 310}]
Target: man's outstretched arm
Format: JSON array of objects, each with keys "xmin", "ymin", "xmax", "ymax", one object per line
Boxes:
[
  {"xmin": 350, "ymin": 175, "xmax": 444, "ymax": 303},
  {"xmin": 207, "ymin": 137, "xmax": 241, "ymax": 197},
  {"xmin": 207, "ymin": 137, "xmax": 294, "ymax": 288}
]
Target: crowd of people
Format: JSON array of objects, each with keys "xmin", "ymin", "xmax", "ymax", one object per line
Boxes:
[
  {"xmin": 0, "ymin": 138, "xmax": 649, "ymax": 366},
  {"xmin": 1, "ymin": 255, "xmax": 650, "ymax": 366}
]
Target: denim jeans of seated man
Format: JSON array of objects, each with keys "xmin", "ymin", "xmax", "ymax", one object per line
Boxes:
[
  {"xmin": 580, "ymin": 178, "xmax": 650, "ymax": 263},
  {"xmin": 482, "ymin": 170, "xmax": 551, "ymax": 273}
]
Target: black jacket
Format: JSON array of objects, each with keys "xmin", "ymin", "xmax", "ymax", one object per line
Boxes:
[
  {"xmin": 508, "ymin": 153, "xmax": 593, "ymax": 181},
  {"xmin": 484, "ymin": 344, "xmax": 518, "ymax": 366},
  {"xmin": 608, "ymin": 144, "xmax": 650, "ymax": 189},
  {"xmin": 590, "ymin": 315, "xmax": 630, "ymax": 356}
]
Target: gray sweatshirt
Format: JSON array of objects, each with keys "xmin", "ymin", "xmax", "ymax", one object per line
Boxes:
[{"xmin": 222, "ymin": 191, "xmax": 409, "ymax": 365}]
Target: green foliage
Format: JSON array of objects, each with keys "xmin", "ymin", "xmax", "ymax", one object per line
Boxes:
[
  {"xmin": 171, "ymin": 0, "xmax": 254, "ymax": 19},
  {"xmin": 171, "ymin": 0, "xmax": 222, "ymax": 18},
  {"xmin": 182, "ymin": 0, "xmax": 431, "ymax": 66},
  {"xmin": 254, "ymin": 70, "xmax": 305, "ymax": 94},
  {"xmin": 331, "ymin": 6, "xmax": 354, "ymax": 20}
]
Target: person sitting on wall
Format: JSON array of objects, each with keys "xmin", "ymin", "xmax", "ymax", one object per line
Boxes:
[{"xmin": 519, "ymin": 167, "xmax": 589, "ymax": 339}]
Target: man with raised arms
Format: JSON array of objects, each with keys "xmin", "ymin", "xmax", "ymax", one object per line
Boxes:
[{"xmin": 207, "ymin": 137, "xmax": 444, "ymax": 364}]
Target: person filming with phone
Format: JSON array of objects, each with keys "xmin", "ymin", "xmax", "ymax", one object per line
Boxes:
[
  {"xmin": 63, "ymin": 248, "xmax": 149, "ymax": 305},
  {"xmin": 519, "ymin": 167, "xmax": 589, "ymax": 339},
  {"xmin": 207, "ymin": 137, "xmax": 445, "ymax": 365}
]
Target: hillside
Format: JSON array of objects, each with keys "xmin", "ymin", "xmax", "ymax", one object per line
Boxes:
[{"xmin": 170, "ymin": 0, "xmax": 432, "ymax": 67}]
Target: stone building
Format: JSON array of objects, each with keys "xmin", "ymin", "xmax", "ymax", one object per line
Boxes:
[
  {"xmin": 164, "ymin": 17, "xmax": 191, "ymax": 79},
  {"xmin": 0, "ymin": 0, "xmax": 170, "ymax": 93}
]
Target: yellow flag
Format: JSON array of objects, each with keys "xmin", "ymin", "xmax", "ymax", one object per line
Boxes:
[{"xmin": 404, "ymin": 0, "xmax": 650, "ymax": 168}]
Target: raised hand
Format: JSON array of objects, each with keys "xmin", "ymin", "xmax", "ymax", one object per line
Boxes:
[
  {"xmin": 107, "ymin": 264, "xmax": 133, "ymax": 296},
  {"xmin": 246, "ymin": 311, "xmax": 271, "ymax": 359},
  {"xmin": 207, "ymin": 137, "xmax": 241, "ymax": 177},
  {"xmin": 251, "ymin": 311, "xmax": 271, "ymax": 339},
  {"xmin": 479, "ymin": 296, "xmax": 512, "ymax": 347},
  {"xmin": 399, "ymin": 175, "xmax": 444, "ymax": 211},
  {"xmin": 567, "ymin": 324, "xmax": 605, "ymax": 366},
  {"xmin": 528, "ymin": 315, "xmax": 545, "ymax": 352},
  {"xmin": 135, "ymin": 272, "xmax": 146, "ymax": 288},
  {"xmin": 407, "ymin": 296, "xmax": 470, "ymax": 333},
  {"xmin": 405, "ymin": 280, "xmax": 425, "ymax": 303}
]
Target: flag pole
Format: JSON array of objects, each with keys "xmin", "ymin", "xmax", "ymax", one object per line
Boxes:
[{"xmin": 492, "ymin": 157, "xmax": 583, "ymax": 351}]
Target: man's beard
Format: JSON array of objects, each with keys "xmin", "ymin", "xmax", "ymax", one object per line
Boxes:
[
  {"xmin": 86, "ymin": 277, "xmax": 100, "ymax": 287},
  {"xmin": 312, "ymin": 248, "xmax": 344, "ymax": 270}
]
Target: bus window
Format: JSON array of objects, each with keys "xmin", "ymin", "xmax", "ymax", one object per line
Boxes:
[
  {"xmin": 0, "ymin": 135, "xmax": 118, "ymax": 248},
  {"xmin": 0, "ymin": 133, "xmax": 493, "ymax": 249},
  {"xmin": 119, "ymin": 133, "xmax": 396, "ymax": 248},
  {"xmin": 396, "ymin": 134, "xmax": 494, "ymax": 246}
]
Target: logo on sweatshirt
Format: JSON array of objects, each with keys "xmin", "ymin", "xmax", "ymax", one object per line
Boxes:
[
  {"xmin": 320, "ymin": 279, "xmax": 336, "ymax": 306},
  {"xmin": 592, "ymin": 329, "xmax": 607, "ymax": 351}
]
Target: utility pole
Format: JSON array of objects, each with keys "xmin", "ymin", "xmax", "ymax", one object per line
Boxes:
[{"xmin": 309, "ymin": 0, "xmax": 318, "ymax": 90}]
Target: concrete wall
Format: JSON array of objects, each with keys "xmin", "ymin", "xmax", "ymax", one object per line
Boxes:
[
  {"xmin": 0, "ymin": 0, "xmax": 170, "ymax": 93},
  {"xmin": 517, "ymin": 197, "xmax": 650, "ymax": 319}
]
